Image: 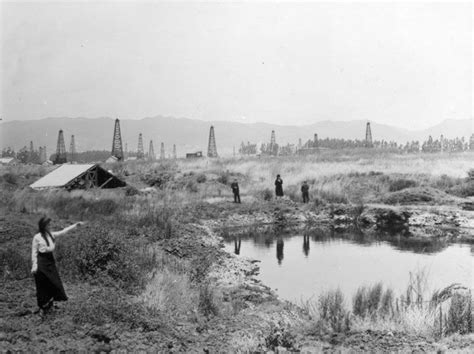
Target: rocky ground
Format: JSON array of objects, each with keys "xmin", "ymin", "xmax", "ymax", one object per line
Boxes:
[{"xmin": 1, "ymin": 198, "xmax": 474, "ymax": 352}]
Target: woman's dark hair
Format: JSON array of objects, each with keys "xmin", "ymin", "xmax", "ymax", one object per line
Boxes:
[
  {"xmin": 277, "ymin": 174, "xmax": 280, "ymax": 178},
  {"xmin": 38, "ymin": 217, "xmax": 54, "ymax": 246}
]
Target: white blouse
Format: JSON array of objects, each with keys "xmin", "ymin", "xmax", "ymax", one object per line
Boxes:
[{"xmin": 31, "ymin": 224, "xmax": 78, "ymax": 272}]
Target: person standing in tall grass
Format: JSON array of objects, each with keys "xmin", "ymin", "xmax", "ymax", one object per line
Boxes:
[
  {"xmin": 230, "ymin": 179, "xmax": 241, "ymax": 203},
  {"xmin": 275, "ymin": 174, "xmax": 284, "ymax": 198},
  {"xmin": 301, "ymin": 181, "xmax": 310, "ymax": 203},
  {"xmin": 31, "ymin": 217, "xmax": 83, "ymax": 315}
]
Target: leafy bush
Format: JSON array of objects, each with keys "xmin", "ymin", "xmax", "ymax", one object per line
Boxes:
[
  {"xmin": 196, "ymin": 173, "xmax": 207, "ymax": 183},
  {"xmin": 265, "ymin": 324, "xmax": 297, "ymax": 351},
  {"xmin": 389, "ymin": 178, "xmax": 418, "ymax": 192},
  {"xmin": 0, "ymin": 247, "xmax": 30, "ymax": 280},
  {"xmin": 186, "ymin": 180, "xmax": 199, "ymax": 193},
  {"xmin": 55, "ymin": 225, "xmax": 145, "ymax": 291},
  {"xmin": 141, "ymin": 171, "xmax": 173, "ymax": 189},
  {"xmin": 1, "ymin": 173, "xmax": 18, "ymax": 185},
  {"xmin": 259, "ymin": 188, "xmax": 273, "ymax": 201},
  {"xmin": 217, "ymin": 173, "xmax": 228, "ymax": 185},
  {"xmin": 467, "ymin": 169, "xmax": 474, "ymax": 180},
  {"xmin": 125, "ymin": 185, "xmax": 139, "ymax": 196}
]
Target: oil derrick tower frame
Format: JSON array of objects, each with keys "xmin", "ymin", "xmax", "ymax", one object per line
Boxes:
[
  {"xmin": 137, "ymin": 133, "xmax": 144, "ymax": 159},
  {"xmin": 160, "ymin": 142, "xmax": 165, "ymax": 160},
  {"xmin": 111, "ymin": 118, "xmax": 124, "ymax": 161},
  {"xmin": 54, "ymin": 129, "xmax": 67, "ymax": 164},
  {"xmin": 39, "ymin": 146, "xmax": 47, "ymax": 163},
  {"xmin": 365, "ymin": 122, "xmax": 373, "ymax": 148},
  {"xmin": 69, "ymin": 135, "xmax": 76, "ymax": 162},
  {"xmin": 172, "ymin": 144, "xmax": 177, "ymax": 159},
  {"xmin": 207, "ymin": 126, "xmax": 218, "ymax": 158},
  {"xmin": 148, "ymin": 140, "xmax": 155, "ymax": 161}
]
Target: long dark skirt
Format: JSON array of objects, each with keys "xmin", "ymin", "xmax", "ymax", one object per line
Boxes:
[
  {"xmin": 34, "ymin": 252, "xmax": 67, "ymax": 309},
  {"xmin": 275, "ymin": 184, "xmax": 284, "ymax": 197}
]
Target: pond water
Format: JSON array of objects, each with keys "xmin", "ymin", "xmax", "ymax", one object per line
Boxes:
[{"xmin": 223, "ymin": 228, "xmax": 473, "ymax": 304}]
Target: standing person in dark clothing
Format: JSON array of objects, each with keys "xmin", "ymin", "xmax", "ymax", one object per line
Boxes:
[
  {"xmin": 301, "ymin": 181, "xmax": 310, "ymax": 203},
  {"xmin": 275, "ymin": 174, "xmax": 284, "ymax": 197},
  {"xmin": 31, "ymin": 217, "xmax": 83, "ymax": 315},
  {"xmin": 231, "ymin": 179, "xmax": 241, "ymax": 203}
]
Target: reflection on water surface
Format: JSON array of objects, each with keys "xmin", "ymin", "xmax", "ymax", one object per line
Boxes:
[{"xmin": 223, "ymin": 227, "xmax": 473, "ymax": 303}]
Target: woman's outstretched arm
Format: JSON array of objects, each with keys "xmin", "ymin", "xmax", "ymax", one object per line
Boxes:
[{"xmin": 51, "ymin": 222, "xmax": 84, "ymax": 237}]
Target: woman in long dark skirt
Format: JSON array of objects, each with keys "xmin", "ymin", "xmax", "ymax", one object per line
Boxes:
[
  {"xmin": 31, "ymin": 217, "xmax": 83, "ymax": 314},
  {"xmin": 275, "ymin": 174, "xmax": 284, "ymax": 197}
]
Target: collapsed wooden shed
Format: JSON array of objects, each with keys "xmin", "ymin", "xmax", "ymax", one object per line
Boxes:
[{"xmin": 30, "ymin": 164, "xmax": 126, "ymax": 190}]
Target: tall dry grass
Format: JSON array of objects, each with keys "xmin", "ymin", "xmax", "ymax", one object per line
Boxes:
[{"xmin": 302, "ymin": 269, "xmax": 473, "ymax": 337}]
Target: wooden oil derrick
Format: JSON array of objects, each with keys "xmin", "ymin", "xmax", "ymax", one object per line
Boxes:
[
  {"xmin": 313, "ymin": 133, "xmax": 319, "ymax": 148},
  {"xmin": 137, "ymin": 133, "xmax": 144, "ymax": 159},
  {"xmin": 39, "ymin": 146, "xmax": 47, "ymax": 163},
  {"xmin": 69, "ymin": 135, "xmax": 76, "ymax": 162},
  {"xmin": 148, "ymin": 140, "xmax": 155, "ymax": 161},
  {"xmin": 207, "ymin": 126, "xmax": 218, "ymax": 158},
  {"xmin": 270, "ymin": 130, "xmax": 276, "ymax": 148},
  {"xmin": 298, "ymin": 138, "xmax": 302, "ymax": 150},
  {"xmin": 111, "ymin": 118, "xmax": 124, "ymax": 161},
  {"xmin": 54, "ymin": 129, "xmax": 67, "ymax": 164},
  {"xmin": 172, "ymin": 144, "xmax": 177, "ymax": 159},
  {"xmin": 365, "ymin": 122, "xmax": 373, "ymax": 148},
  {"xmin": 160, "ymin": 142, "xmax": 165, "ymax": 160}
]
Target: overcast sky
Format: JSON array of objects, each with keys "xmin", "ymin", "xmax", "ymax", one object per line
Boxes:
[{"xmin": 0, "ymin": 1, "xmax": 472, "ymax": 130}]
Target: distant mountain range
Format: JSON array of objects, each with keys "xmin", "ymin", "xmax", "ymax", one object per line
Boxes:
[{"xmin": 0, "ymin": 116, "xmax": 472, "ymax": 157}]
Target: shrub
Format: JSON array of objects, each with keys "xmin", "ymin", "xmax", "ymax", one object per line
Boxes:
[
  {"xmin": 0, "ymin": 247, "xmax": 30, "ymax": 280},
  {"xmin": 125, "ymin": 185, "xmax": 139, "ymax": 196},
  {"xmin": 1, "ymin": 172, "xmax": 18, "ymax": 185},
  {"xmin": 467, "ymin": 169, "xmax": 474, "ymax": 180},
  {"xmin": 198, "ymin": 282, "xmax": 220, "ymax": 318},
  {"xmin": 70, "ymin": 287, "xmax": 162, "ymax": 331},
  {"xmin": 389, "ymin": 178, "xmax": 418, "ymax": 192},
  {"xmin": 196, "ymin": 173, "xmax": 207, "ymax": 183},
  {"xmin": 141, "ymin": 171, "xmax": 173, "ymax": 189},
  {"xmin": 55, "ymin": 225, "xmax": 144, "ymax": 291},
  {"xmin": 446, "ymin": 292, "xmax": 472, "ymax": 334},
  {"xmin": 447, "ymin": 181, "xmax": 474, "ymax": 198},
  {"xmin": 259, "ymin": 188, "xmax": 273, "ymax": 201},
  {"xmin": 186, "ymin": 180, "xmax": 199, "ymax": 193},
  {"xmin": 217, "ymin": 173, "xmax": 228, "ymax": 185},
  {"xmin": 132, "ymin": 205, "xmax": 178, "ymax": 240},
  {"xmin": 265, "ymin": 324, "xmax": 297, "ymax": 351}
]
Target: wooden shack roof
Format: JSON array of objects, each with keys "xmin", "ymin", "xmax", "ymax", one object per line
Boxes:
[{"xmin": 30, "ymin": 164, "xmax": 126, "ymax": 190}]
